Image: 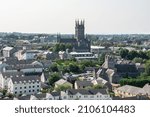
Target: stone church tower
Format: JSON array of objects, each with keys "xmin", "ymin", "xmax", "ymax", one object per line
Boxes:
[
  {"xmin": 103, "ymin": 55, "xmax": 116, "ymax": 69},
  {"xmin": 75, "ymin": 20, "xmax": 85, "ymax": 41},
  {"xmin": 57, "ymin": 20, "xmax": 90, "ymax": 52}
]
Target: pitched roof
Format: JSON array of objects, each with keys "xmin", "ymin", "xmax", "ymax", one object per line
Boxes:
[
  {"xmin": 106, "ymin": 69, "xmax": 115, "ymax": 76},
  {"xmin": 96, "ymin": 78, "xmax": 108, "ymax": 84},
  {"xmin": 75, "ymin": 80, "xmax": 93, "ymax": 87},
  {"xmin": 88, "ymin": 89, "xmax": 108, "ymax": 95},
  {"xmin": 113, "ymin": 96, "xmax": 150, "ymax": 100},
  {"xmin": 51, "ymin": 92, "xmax": 60, "ymax": 97},
  {"xmin": 5, "ymin": 64, "xmax": 42, "ymax": 70},
  {"xmin": 67, "ymin": 89, "xmax": 91, "ymax": 95},
  {"xmin": 11, "ymin": 75, "xmax": 41, "ymax": 84},
  {"xmin": 4, "ymin": 59, "xmax": 34, "ymax": 65},
  {"xmin": 143, "ymin": 84, "xmax": 150, "ymax": 95},
  {"xmin": 115, "ymin": 64, "xmax": 138, "ymax": 73},
  {"xmin": 116, "ymin": 85, "xmax": 145, "ymax": 95},
  {"xmin": 2, "ymin": 71, "xmax": 24, "ymax": 78},
  {"xmin": 3, "ymin": 47, "xmax": 13, "ymax": 51},
  {"xmin": 2, "ymin": 72, "xmax": 41, "ymax": 83},
  {"xmin": 55, "ymin": 79, "xmax": 71, "ymax": 85},
  {"xmin": 67, "ymin": 89, "xmax": 108, "ymax": 95}
]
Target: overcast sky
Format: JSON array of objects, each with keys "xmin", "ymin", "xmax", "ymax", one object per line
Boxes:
[{"xmin": 0, "ymin": 0, "xmax": 149, "ymax": 34}]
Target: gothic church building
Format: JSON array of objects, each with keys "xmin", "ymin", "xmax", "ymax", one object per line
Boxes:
[{"xmin": 57, "ymin": 20, "xmax": 90, "ymax": 52}]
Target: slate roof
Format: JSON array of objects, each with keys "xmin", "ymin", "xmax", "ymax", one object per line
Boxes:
[
  {"xmin": 11, "ymin": 75, "xmax": 41, "ymax": 84},
  {"xmin": 17, "ymin": 92, "xmax": 60, "ymax": 100},
  {"xmin": 17, "ymin": 95, "xmax": 30, "ymax": 100},
  {"xmin": 88, "ymin": 89, "xmax": 108, "ymax": 95},
  {"xmin": 68, "ymin": 89, "xmax": 91, "ymax": 95},
  {"xmin": 75, "ymin": 80, "xmax": 93, "ymax": 87},
  {"xmin": 34, "ymin": 93, "xmax": 47, "ymax": 99},
  {"xmin": 2, "ymin": 71, "xmax": 24, "ymax": 78},
  {"xmin": 67, "ymin": 89, "xmax": 108, "ymax": 95},
  {"xmin": 3, "ymin": 59, "xmax": 35, "ymax": 65},
  {"xmin": 115, "ymin": 64, "xmax": 138, "ymax": 73},
  {"xmin": 5, "ymin": 64, "xmax": 42, "ymax": 70},
  {"xmin": 51, "ymin": 92, "xmax": 60, "ymax": 97},
  {"xmin": 2, "ymin": 71, "xmax": 41, "ymax": 83}
]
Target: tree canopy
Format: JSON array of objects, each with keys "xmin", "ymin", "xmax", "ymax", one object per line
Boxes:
[{"xmin": 48, "ymin": 73, "xmax": 61, "ymax": 85}]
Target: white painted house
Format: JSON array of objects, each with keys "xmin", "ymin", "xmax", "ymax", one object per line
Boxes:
[
  {"xmin": 7, "ymin": 74, "xmax": 41, "ymax": 96},
  {"xmin": 3, "ymin": 47, "xmax": 14, "ymax": 57},
  {"xmin": 61, "ymin": 89, "xmax": 111, "ymax": 100}
]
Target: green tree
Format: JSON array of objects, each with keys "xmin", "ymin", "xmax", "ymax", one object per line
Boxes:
[
  {"xmin": 127, "ymin": 50, "xmax": 138, "ymax": 60},
  {"xmin": 146, "ymin": 50, "xmax": 150, "ymax": 59},
  {"xmin": 68, "ymin": 63, "xmax": 80, "ymax": 73},
  {"xmin": 138, "ymin": 51, "xmax": 148, "ymax": 59},
  {"xmin": 119, "ymin": 48, "xmax": 129, "ymax": 58},
  {"xmin": 120, "ymin": 78, "xmax": 150, "ymax": 88},
  {"xmin": 145, "ymin": 60, "xmax": 150, "ymax": 76},
  {"xmin": 98, "ymin": 53, "xmax": 105, "ymax": 65},
  {"xmin": 133, "ymin": 57, "xmax": 143, "ymax": 63},
  {"xmin": 66, "ymin": 44, "xmax": 73, "ymax": 50},
  {"xmin": 48, "ymin": 73, "xmax": 61, "ymax": 85},
  {"xmin": 50, "ymin": 64, "xmax": 59, "ymax": 72},
  {"xmin": 1, "ymin": 89, "xmax": 7, "ymax": 96}
]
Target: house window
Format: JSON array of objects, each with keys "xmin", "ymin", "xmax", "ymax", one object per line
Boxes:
[
  {"xmin": 70, "ymin": 96, "xmax": 73, "ymax": 98},
  {"xmin": 37, "ymin": 89, "xmax": 39, "ymax": 92},
  {"xmin": 24, "ymin": 91, "xmax": 26, "ymax": 93},
  {"xmin": 20, "ymin": 91, "xmax": 22, "ymax": 94},
  {"xmin": 29, "ymin": 90, "xmax": 31, "ymax": 92},
  {"xmin": 84, "ymin": 96, "xmax": 88, "ymax": 98},
  {"xmin": 33, "ymin": 90, "xmax": 34, "ymax": 92},
  {"xmin": 90, "ymin": 96, "xmax": 94, "ymax": 98},
  {"xmin": 15, "ymin": 87, "xmax": 17, "ymax": 90},
  {"xmin": 15, "ymin": 92, "xmax": 17, "ymax": 94},
  {"xmin": 33, "ymin": 86, "xmax": 35, "ymax": 88},
  {"xmin": 24, "ymin": 86, "xmax": 26, "ymax": 89},
  {"xmin": 37, "ymin": 85, "xmax": 39, "ymax": 87},
  {"xmin": 20, "ymin": 87, "xmax": 22, "ymax": 89},
  {"xmin": 29, "ymin": 86, "xmax": 31, "ymax": 88}
]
